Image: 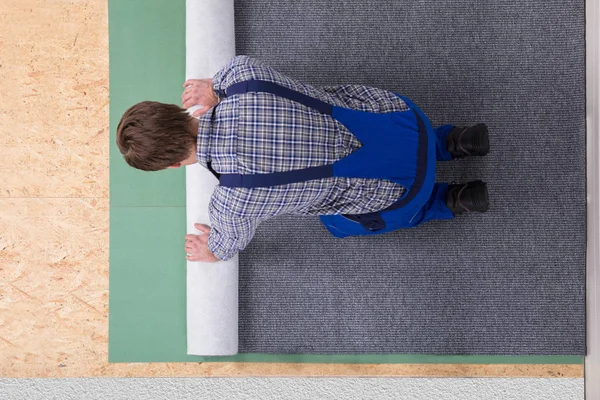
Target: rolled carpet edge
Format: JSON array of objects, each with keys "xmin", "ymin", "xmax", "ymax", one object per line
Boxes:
[{"xmin": 185, "ymin": 0, "xmax": 238, "ymax": 356}]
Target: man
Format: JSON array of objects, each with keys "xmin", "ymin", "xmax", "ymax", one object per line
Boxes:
[{"xmin": 117, "ymin": 56, "xmax": 490, "ymax": 262}]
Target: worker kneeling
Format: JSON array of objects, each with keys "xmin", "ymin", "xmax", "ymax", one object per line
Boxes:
[{"xmin": 117, "ymin": 56, "xmax": 490, "ymax": 262}]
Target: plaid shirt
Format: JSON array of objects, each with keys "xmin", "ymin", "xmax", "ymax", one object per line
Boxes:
[{"xmin": 197, "ymin": 56, "xmax": 408, "ymax": 260}]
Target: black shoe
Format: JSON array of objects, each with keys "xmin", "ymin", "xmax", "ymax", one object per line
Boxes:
[
  {"xmin": 446, "ymin": 180, "xmax": 489, "ymax": 215},
  {"xmin": 446, "ymin": 123, "xmax": 490, "ymax": 158}
]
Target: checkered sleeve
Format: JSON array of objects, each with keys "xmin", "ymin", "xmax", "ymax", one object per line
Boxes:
[
  {"xmin": 212, "ymin": 55, "xmax": 273, "ymax": 92},
  {"xmin": 206, "ymin": 188, "xmax": 263, "ymax": 260}
]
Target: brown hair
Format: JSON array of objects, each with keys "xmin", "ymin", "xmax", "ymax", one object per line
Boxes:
[{"xmin": 116, "ymin": 101, "xmax": 195, "ymax": 171}]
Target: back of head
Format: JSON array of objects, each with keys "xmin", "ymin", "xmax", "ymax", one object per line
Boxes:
[{"xmin": 116, "ymin": 101, "xmax": 195, "ymax": 171}]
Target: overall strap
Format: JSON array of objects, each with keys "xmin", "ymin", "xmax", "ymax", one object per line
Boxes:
[
  {"xmin": 219, "ymin": 164, "xmax": 334, "ymax": 189},
  {"xmin": 224, "ymin": 80, "xmax": 333, "ymax": 115},
  {"xmin": 216, "ymin": 80, "xmax": 336, "ymax": 188},
  {"xmin": 206, "ymin": 161, "xmax": 220, "ymax": 180}
]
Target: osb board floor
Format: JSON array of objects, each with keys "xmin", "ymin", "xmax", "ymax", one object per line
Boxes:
[{"xmin": 0, "ymin": 0, "xmax": 583, "ymax": 378}]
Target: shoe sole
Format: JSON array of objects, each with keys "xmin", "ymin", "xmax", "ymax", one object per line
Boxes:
[
  {"xmin": 472, "ymin": 124, "xmax": 490, "ymax": 156},
  {"xmin": 470, "ymin": 180, "xmax": 489, "ymax": 212}
]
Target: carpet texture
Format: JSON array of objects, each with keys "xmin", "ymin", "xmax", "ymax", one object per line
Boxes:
[{"xmin": 234, "ymin": 0, "xmax": 586, "ymax": 355}]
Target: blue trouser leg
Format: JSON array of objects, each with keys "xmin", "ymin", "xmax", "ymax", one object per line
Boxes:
[
  {"xmin": 434, "ymin": 124, "xmax": 454, "ymax": 161},
  {"xmin": 406, "ymin": 183, "xmax": 455, "ymax": 227},
  {"xmin": 320, "ymin": 183, "xmax": 455, "ymax": 237}
]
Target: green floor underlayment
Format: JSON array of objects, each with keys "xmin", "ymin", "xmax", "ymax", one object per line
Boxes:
[{"xmin": 108, "ymin": 0, "xmax": 583, "ymax": 364}]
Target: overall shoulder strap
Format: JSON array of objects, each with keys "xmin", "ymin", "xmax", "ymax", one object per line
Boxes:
[
  {"xmin": 224, "ymin": 80, "xmax": 334, "ymax": 115},
  {"xmin": 219, "ymin": 164, "xmax": 334, "ymax": 189}
]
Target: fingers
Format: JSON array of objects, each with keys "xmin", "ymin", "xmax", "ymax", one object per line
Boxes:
[
  {"xmin": 183, "ymin": 78, "xmax": 214, "ymax": 87},
  {"xmin": 182, "ymin": 86, "xmax": 196, "ymax": 97},
  {"xmin": 186, "ymin": 254, "xmax": 202, "ymax": 262},
  {"xmin": 192, "ymin": 105, "xmax": 210, "ymax": 117},
  {"xmin": 182, "ymin": 79, "xmax": 219, "ymax": 110},
  {"xmin": 183, "ymin": 78, "xmax": 211, "ymax": 88},
  {"xmin": 182, "ymin": 94, "xmax": 207, "ymax": 110},
  {"xmin": 185, "ymin": 238, "xmax": 217, "ymax": 262},
  {"xmin": 186, "ymin": 252, "xmax": 218, "ymax": 262},
  {"xmin": 182, "ymin": 94, "xmax": 195, "ymax": 109},
  {"xmin": 183, "ymin": 79, "xmax": 201, "ymax": 88},
  {"xmin": 184, "ymin": 225, "xmax": 210, "ymax": 256},
  {"xmin": 189, "ymin": 223, "xmax": 211, "ymax": 232},
  {"xmin": 182, "ymin": 83, "xmax": 199, "ymax": 108},
  {"xmin": 185, "ymin": 238, "xmax": 199, "ymax": 254},
  {"xmin": 194, "ymin": 223, "xmax": 211, "ymax": 234},
  {"xmin": 185, "ymin": 234, "xmax": 202, "ymax": 241},
  {"xmin": 184, "ymin": 236, "xmax": 203, "ymax": 254},
  {"xmin": 185, "ymin": 233, "xmax": 204, "ymax": 261},
  {"xmin": 182, "ymin": 100, "xmax": 197, "ymax": 110}
]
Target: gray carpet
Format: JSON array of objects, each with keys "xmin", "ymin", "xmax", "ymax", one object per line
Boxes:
[{"xmin": 234, "ymin": 0, "xmax": 586, "ymax": 355}]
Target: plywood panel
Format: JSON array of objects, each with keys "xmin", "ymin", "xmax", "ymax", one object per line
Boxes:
[
  {"xmin": 0, "ymin": 0, "xmax": 109, "ymax": 198},
  {"xmin": 0, "ymin": 198, "xmax": 108, "ymax": 374},
  {"xmin": 0, "ymin": 0, "xmax": 583, "ymax": 378}
]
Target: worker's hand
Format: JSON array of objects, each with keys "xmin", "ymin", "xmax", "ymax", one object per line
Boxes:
[
  {"xmin": 185, "ymin": 223, "xmax": 220, "ymax": 263},
  {"xmin": 182, "ymin": 79, "xmax": 219, "ymax": 117}
]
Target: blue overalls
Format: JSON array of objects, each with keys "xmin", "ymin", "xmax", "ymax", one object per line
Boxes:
[{"xmin": 213, "ymin": 80, "xmax": 455, "ymax": 238}]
